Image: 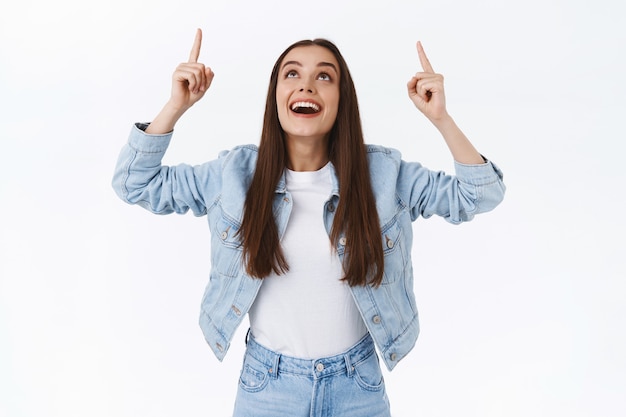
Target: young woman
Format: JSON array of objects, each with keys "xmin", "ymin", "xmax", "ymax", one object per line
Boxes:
[{"xmin": 113, "ymin": 29, "xmax": 505, "ymax": 417}]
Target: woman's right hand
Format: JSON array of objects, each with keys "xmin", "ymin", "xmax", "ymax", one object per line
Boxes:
[{"xmin": 146, "ymin": 29, "xmax": 214, "ymax": 134}]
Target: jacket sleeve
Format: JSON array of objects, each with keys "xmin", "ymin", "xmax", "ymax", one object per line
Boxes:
[
  {"xmin": 397, "ymin": 157, "xmax": 505, "ymax": 224},
  {"xmin": 111, "ymin": 123, "xmax": 222, "ymax": 216}
]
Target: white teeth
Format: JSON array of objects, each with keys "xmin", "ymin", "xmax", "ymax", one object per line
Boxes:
[{"xmin": 291, "ymin": 101, "xmax": 320, "ymax": 112}]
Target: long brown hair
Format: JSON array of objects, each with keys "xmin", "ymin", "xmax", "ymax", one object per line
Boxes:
[{"xmin": 238, "ymin": 39, "xmax": 384, "ymax": 287}]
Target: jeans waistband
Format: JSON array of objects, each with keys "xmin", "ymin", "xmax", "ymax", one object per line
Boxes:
[{"xmin": 245, "ymin": 331, "xmax": 376, "ymax": 380}]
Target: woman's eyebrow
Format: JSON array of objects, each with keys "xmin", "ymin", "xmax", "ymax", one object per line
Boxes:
[
  {"xmin": 318, "ymin": 62, "xmax": 338, "ymax": 73},
  {"xmin": 281, "ymin": 61, "xmax": 338, "ymax": 73},
  {"xmin": 281, "ymin": 60, "xmax": 302, "ymax": 69}
]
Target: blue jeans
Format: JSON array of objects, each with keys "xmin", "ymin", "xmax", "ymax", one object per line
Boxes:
[{"xmin": 232, "ymin": 332, "xmax": 391, "ymax": 417}]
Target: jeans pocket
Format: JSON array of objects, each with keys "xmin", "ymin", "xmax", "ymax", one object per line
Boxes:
[
  {"xmin": 238, "ymin": 356, "xmax": 270, "ymax": 393},
  {"xmin": 353, "ymin": 353, "xmax": 385, "ymax": 392}
]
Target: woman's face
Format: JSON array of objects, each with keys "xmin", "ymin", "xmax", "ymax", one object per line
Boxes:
[{"xmin": 276, "ymin": 45, "xmax": 340, "ymax": 143}]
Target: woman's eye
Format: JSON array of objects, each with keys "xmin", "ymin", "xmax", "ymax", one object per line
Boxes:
[
  {"xmin": 318, "ymin": 73, "xmax": 331, "ymax": 81},
  {"xmin": 286, "ymin": 70, "xmax": 298, "ymax": 78}
]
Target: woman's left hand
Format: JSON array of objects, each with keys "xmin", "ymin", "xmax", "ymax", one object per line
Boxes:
[{"xmin": 407, "ymin": 42, "xmax": 448, "ymax": 123}]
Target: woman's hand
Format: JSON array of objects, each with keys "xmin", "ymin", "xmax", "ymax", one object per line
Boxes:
[
  {"xmin": 406, "ymin": 42, "xmax": 448, "ymax": 124},
  {"xmin": 169, "ymin": 28, "xmax": 215, "ymax": 112},
  {"xmin": 146, "ymin": 29, "xmax": 214, "ymax": 134},
  {"xmin": 407, "ymin": 42, "xmax": 485, "ymax": 164}
]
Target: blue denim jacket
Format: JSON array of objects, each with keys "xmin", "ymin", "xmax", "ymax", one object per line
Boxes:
[{"xmin": 112, "ymin": 123, "xmax": 505, "ymax": 371}]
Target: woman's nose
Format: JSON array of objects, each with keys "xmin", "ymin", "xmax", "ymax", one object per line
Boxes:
[{"xmin": 299, "ymin": 79, "xmax": 314, "ymax": 93}]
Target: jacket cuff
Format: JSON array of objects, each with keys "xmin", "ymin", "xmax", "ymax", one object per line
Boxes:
[
  {"xmin": 127, "ymin": 122, "xmax": 173, "ymax": 153},
  {"xmin": 454, "ymin": 157, "xmax": 504, "ymax": 186}
]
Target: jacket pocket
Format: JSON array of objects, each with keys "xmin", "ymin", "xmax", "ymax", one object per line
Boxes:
[
  {"xmin": 212, "ymin": 216, "xmax": 244, "ymax": 278},
  {"xmin": 380, "ymin": 219, "xmax": 406, "ymax": 285}
]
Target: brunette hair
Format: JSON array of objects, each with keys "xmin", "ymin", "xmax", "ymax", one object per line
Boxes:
[{"xmin": 238, "ymin": 39, "xmax": 384, "ymax": 287}]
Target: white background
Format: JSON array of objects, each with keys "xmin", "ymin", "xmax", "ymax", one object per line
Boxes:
[{"xmin": 1, "ymin": 0, "xmax": 624, "ymax": 416}]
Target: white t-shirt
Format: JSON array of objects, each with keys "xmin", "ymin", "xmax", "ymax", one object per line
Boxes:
[{"xmin": 248, "ymin": 163, "xmax": 368, "ymax": 359}]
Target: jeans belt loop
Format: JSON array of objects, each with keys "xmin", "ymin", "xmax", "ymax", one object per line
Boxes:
[
  {"xmin": 269, "ymin": 352, "xmax": 280, "ymax": 380},
  {"xmin": 344, "ymin": 354, "xmax": 354, "ymax": 377}
]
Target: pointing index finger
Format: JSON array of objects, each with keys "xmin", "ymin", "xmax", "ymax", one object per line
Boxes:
[
  {"xmin": 416, "ymin": 41, "xmax": 435, "ymax": 73},
  {"xmin": 189, "ymin": 28, "xmax": 202, "ymax": 63}
]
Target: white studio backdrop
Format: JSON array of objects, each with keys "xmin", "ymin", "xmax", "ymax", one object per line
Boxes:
[{"xmin": 1, "ymin": 0, "xmax": 624, "ymax": 416}]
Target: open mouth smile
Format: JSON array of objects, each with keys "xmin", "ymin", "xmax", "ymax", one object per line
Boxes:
[{"xmin": 290, "ymin": 101, "xmax": 321, "ymax": 115}]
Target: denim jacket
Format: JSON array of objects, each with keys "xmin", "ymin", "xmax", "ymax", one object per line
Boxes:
[{"xmin": 112, "ymin": 123, "xmax": 505, "ymax": 371}]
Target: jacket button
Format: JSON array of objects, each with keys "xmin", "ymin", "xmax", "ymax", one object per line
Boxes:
[
  {"xmin": 339, "ymin": 237, "xmax": 347, "ymax": 246},
  {"xmin": 390, "ymin": 353, "xmax": 397, "ymax": 361},
  {"xmin": 386, "ymin": 238, "xmax": 394, "ymax": 249},
  {"xmin": 316, "ymin": 363, "xmax": 325, "ymax": 372},
  {"xmin": 220, "ymin": 231, "xmax": 228, "ymax": 240},
  {"xmin": 327, "ymin": 203, "xmax": 335, "ymax": 212},
  {"xmin": 372, "ymin": 315, "xmax": 381, "ymax": 324}
]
